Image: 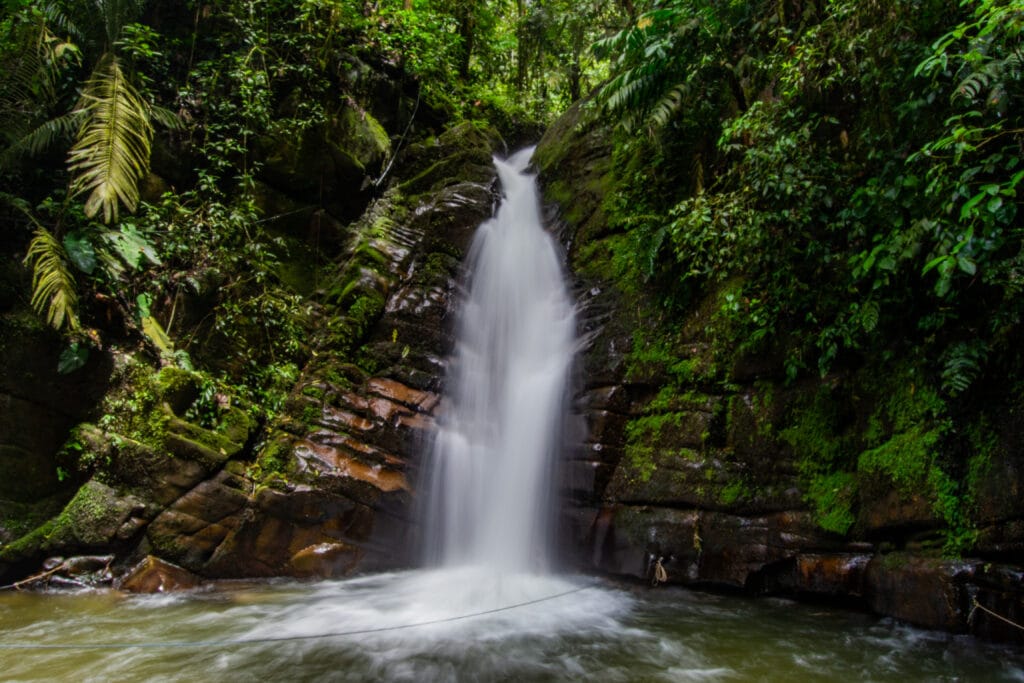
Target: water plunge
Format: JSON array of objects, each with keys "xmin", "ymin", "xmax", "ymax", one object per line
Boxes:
[{"xmin": 422, "ymin": 146, "xmax": 576, "ymax": 573}]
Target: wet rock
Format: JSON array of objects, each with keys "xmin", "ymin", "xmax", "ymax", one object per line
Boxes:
[
  {"xmin": 62, "ymin": 554, "xmax": 115, "ymax": 576},
  {"xmin": 760, "ymin": 553, "xmax": 872, "ymax": 599},
  {"xmin": 864, "ymin": 553, "xmax": 980, "ymax": 631},
  {"xmin": 118, "ymin": 555, "xmax": 202, "ymax": 593},
  {"xmin": 289, "ymin": 542, "xmax": 361, "ymax": 578},
  {"xmin": 145, "ymin": 469, "xmax": 253, "ymax": 570},
  {"xmin": 858, "ymin": 485, "xmax": 937, "ymax": 533},
  {"xmin": 971, "ymin": 564, "xmax": 1024, "ymax": 643}
]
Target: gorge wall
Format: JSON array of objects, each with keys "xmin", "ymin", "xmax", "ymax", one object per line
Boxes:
[{"xmin": 535, "ymin": 102, "xmax": 1024, "ymax": 643}]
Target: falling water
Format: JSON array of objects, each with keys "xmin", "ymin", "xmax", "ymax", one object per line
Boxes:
[{"xmin": 423, "ymin": 146, "xmax": 576, "ymax": 572}]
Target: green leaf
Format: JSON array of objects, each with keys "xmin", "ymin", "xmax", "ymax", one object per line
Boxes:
[
  {"xmin": 960, "ymin": 190, "xmax": 987, "ymax": 220},
  {"xmin": 957, "ymin": 254, "xmax": 977, "ymax": 276},
  {"xmin": 58, "ymin": 342, "xmax": 89, "ymax": 374},
  {"xmin": 923, "ymin": 254, "xmax": 951, "ymax": 275},
  {"xmin": 102, "ymin": 224, "xmax": 161, "ymax": 270},
  {"xmin": 67, "ymin": 53, "xmax": 153, "ymax": 224},
  {"xmin": 23, "ymin": 227, "xmax": 80, "ymax": 332},
  {"xmin": 63, "ymin": 232, "xmax": 97, "ymax": 274},
  {"xmin": 136, "ymin": 292, "xmax": 152, "ymax": 319}
]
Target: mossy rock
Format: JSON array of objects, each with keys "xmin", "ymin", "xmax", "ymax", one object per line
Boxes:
[
  {"xmin": 0, "ymin": 480, "xmax": 141, "ymax": 562},
  {"xmin": 336, "ymin": 105, "xmax": 391, "ymax": 174},
  {"xmin": 0, "ymin": 493, "xmax": 68, "ymax": 546},
  {"xmin": 156, "ymin": 366, "xmax": 203, "ymax": 416}
]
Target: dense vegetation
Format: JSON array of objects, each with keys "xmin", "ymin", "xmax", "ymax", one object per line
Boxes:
[
  {"xmin": 0, "ymin": 0, "xmax": 618, "ymax": 416},
  {"xmin": 1, "ymin": 0, "xmax": 1022, "ymax": 556},
  {"xmin": 588, "ymin": 0, "xmax": 1023, "ymax": 552}
]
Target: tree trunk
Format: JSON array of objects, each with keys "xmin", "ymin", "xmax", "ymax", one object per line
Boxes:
[{"xmin": 457, "ymin": 2, "xmax": 476, "ymax": 80}]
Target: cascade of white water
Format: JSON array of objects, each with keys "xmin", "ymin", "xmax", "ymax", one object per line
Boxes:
[{"xmin": 423, "ymin": 146, "xmax": 576, "ymax": 572}]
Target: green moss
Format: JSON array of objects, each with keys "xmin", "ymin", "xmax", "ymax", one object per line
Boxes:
[
  {"xmin": 0, "ymin": 494, "xmax": 67, "ymax": 546},
  {"xmin": 301, "ymin": 384, "xmax": 326, "ymax": 401},
  {"xmin": 623, "ymin": 412, "xmax": 685, "ymax": 483},
  {"xmin": 0, "ymin": 518, "xmax": 57, "ymax": 561},
  {"xmin": 718, "ymin": 479, "xmax": 750, "ymax": 506},
  {"xmin": 165, "ymin": 413, "xmax": 242, "ymax": 461},
  {"xmin": 574, "ymin": 233, "xmax": 636, "ymax": 287},
  {"xmin": 413, "ymin": 252, "xmax": 459, "ymax": 285},
  {"xmin": 857, "ymin": 424, "xmax": 944, "ymax": 490},
  {"xmin": 301, "ymin": 403, "xmax": 322, "ymax": 426},
  {"xmin": 780, "ymin": 383, "xmax": 859, "ymax": 534},
  {"xmin": 1, "ymin": 481, "xmax": 125, "ymax": 560},
  {"xmin": 254, "ymin": 436, "xmax": 293, "ymax": 479},
  {"xmin": 806, "ymin": 471, "xmax": 857, "ymax": 534},
  {"xmin": 155, "ymin": 366, "xmax": 202, "ymax": 414},
  {"xmin": 217, "ymin": 406, "xmax": 255, "ymax": 444},
  {"xmin": 624, "ymin": 441, "xmax": 658, "ymax": 483}
]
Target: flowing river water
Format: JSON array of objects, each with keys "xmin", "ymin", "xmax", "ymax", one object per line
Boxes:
[
  {"xmin": 2, "ymin": 151, "xmax": 1022, "ymax": 681},
  {"xmin": 1, "ymin": 572, "xmax": 1022, "ymax": 681}
]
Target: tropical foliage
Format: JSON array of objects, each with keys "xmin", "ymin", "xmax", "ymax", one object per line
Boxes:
[{"xmin": 594, "ymin": 0, "xmax": 1023, "ymax": 551}]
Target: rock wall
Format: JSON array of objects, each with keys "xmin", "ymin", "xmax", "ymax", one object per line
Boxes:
[
  {"xmin": 536, "ymin": 101, "xmax": 1024, "ymax": 643},
  {"xmin": 0, "ymin": 119, "xmax": 503, "ymax": 584}
]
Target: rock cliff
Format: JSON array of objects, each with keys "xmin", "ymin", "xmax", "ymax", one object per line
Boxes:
[{"xmin": 536, "ymin": 101, "xmax": 1024, "ymax": 643}]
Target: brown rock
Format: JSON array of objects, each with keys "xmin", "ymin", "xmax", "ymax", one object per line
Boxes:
[
  {"xmin": 865, "ymin": 553, "xmax": 980, "ymax": 631},
  {"xmin": 118, "ymin": 555, "xmax": 202, "ymax": 593},
  {"xmin": 366, "ymin": 377, "xmax": 439, "ymax": 413},
  {"xmin": 289, "ymin": 542, "xmax": 361, "ymax": 578}
]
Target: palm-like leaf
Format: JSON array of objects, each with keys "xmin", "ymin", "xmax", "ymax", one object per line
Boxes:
[
  {"xmin": 0, "ymin": 19, "xmax": 78, "ymax": 153},
  {"xmin": 67, "ymin": 52, "xmax": 153, "ymax": 223},
  {"xmin": 1, "ymin": 111, "xmax": 83, "ymax": 167},
  {"xmin": 23, "ymin": 227, "xmax": 81, "ymax": 332}
]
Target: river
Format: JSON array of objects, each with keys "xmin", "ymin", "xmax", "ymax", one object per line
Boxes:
[{"xmin": 1, "ymin": 569, "xmax": 1021, "ymax": 682}]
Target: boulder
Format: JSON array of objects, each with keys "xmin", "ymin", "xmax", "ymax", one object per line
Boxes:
[{"xmin": 118, "ymin": 555, "xmax": 202, "ymax": 593}]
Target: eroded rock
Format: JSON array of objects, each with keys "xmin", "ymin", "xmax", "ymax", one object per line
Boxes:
[{"xmin": 118, "ymin": 555, "xmax": 202, "ymax": 593}]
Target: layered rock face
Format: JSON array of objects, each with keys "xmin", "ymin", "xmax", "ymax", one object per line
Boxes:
[
  {"xmin": 0, "ymin": 118, "xmax": 501, "ymax": 584},
  {"xmin": 536, "ymin": 103, "xmax": 1024, "ymax": 643}
]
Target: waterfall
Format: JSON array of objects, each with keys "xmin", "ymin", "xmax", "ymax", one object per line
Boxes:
[{"xmin": 423, "ymin": 146, "xmax": 576, "ymax": 573}]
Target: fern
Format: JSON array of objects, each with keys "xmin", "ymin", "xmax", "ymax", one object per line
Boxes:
[
  {"xmin": 0, "ymin": 19, "xmax": 79, "ymax": 156},
  {"xmin": 0, "ymin": 112, "xmax": 83, "ymax": 167},
  {"xmin": 23, "ymin": 227, "xmax": 81, "ymax": 332},
  {"xmin": 67, "ymin": 53, "xmax": 153, "ymax": 223},
  {"xmin": 595, "ymin": 2, "xmax": 737, "ymax": 132},
  {"xmin": 940, "ymin": 340, "xmax": 988, "ymax": 396}
]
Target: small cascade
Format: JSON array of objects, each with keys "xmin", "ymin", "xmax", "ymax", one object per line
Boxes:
[{"xmin": 423, "ymin": 146, "xmax": 577, "ymax": 573}]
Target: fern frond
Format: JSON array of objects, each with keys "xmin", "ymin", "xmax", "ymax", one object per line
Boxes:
[
  {"xmin": 23, "ymin": 227, "xmax": 80, "ymax": 332},
  {"xmin": 67, "ymin": 52, "xmax": 153, "ymax": 223},
  {"xmin": 0, "ymin": 21, "xmax": 76, "ymax": 149},
  {"xmin": 649, "ymin": 82, "xmax": 690, "ymax": 128},
  {"xmin": 39, "ymin": 2, "xmax": 86, "ymax": 45},
  {"xmin": 94, "ymin": 0, "xmax": 148, "ymax": 47},
  {"xmin": 0, "ymin": 111, "xmax": 83, "ymax": 166},
  {"xmin": 941, "ymin": 340, "xmax": 988, "ymax": 396},
  {"xmin": 148, "ymin": 103, "xmax": 184, "ymax": 131}
]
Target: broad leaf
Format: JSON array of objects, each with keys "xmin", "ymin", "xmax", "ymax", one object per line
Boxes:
[
  {"xmin": 63, "ymin": 232, "xmax": 97, "ymax": 274},
  {"xmin": 58, "ymin": 342, "xmax": 90, "ymax": 374},
  {"xmin": 101, "ymin": 224, "xmax": 161, "ymax": 270}
]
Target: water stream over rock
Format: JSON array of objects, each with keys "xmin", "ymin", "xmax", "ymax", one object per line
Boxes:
[{"xmin": 422, "ymin": 146, "xmax": 575, "ymax": 572}]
